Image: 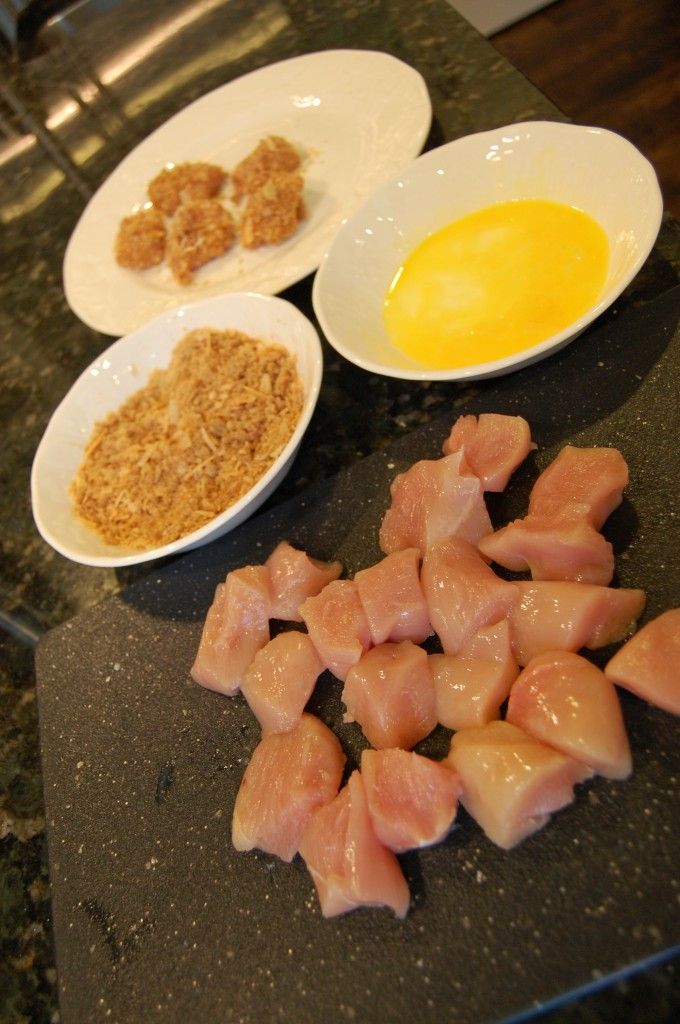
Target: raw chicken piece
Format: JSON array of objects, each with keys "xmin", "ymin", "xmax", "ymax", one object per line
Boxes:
[
  {"xmin": 446, "ymin": 720, "xmax": 593, "ymax": 849},
  {"xmin": 354, "ymin": 547, "xmax": 432, "ymax": 645},
  {"xmin": 478, "ymin": 516, "xmax": 615, "ymax": 585},
  {"xmin": 231, "ymin": 713, "xmax": 345, "ymax": 862},
  {"xmin": 361, "ymin": 748, "xmax": 462, "ymax": 852},
  {"xmin": 342, "ymin": 641, "xmax": 436, "ymax": 749},
  {"xmin": 528, "ymin": 445, "xmax": 629, "ymax": 530},
  {"xmin": 458, "ymin": 619, "xmax": 519, "ymax": 683},
  {"xmin": 429, "ymin": 652, "xmax": 515, "ymax": 730},
  {"xmin": 299, "ymin": 579, "xmax": 371, "ymax": 682},
  {"xmin": 605, "ymin": 608, "xmax": 680, "ymax": 715},
  {"xmin": 265, "ymin": 541, "xmax": 342, "ymax": 622},
  {"xmin": 378, "ymin": 452, "xmax": 492, "ymax": 557},
  {"xmin": 191, "ymin": 565, "xmax": 271, "ymax": 695},
  {"xmin": 507, "ymin": 651, "xmax": 632, "ymax": 779},
  {"xmin": 298, "ymin": 770, "xmax": 410, "ymax": 918},
  {"xmin": 509, "ymin": 581, "xmax": 646, "ymax": 666},
  {"xmin": 421, "ymin": 537, "xmax": 519, "ymax": 654},
  {"xmin": 442, "ymin": 413, "xmax": 534, "ymax": 492},
  {"xmin": 241, "ymin": 630, "xmax": 324, "ymax": 734}
]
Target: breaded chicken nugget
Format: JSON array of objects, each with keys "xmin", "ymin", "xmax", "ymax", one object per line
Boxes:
[
  {"xmin": 166, "ymin": 199, "xmax": 236, "ymax": 284},
  {"xmin": 148, "ymin": 162, "xmax": 226, "ymax": 216},
  {"xmin": 239, "ymin": 172, "xmax": 304, "ymax": 250},
  {"xmin": 115, "ymin": 207, "xmax": 166, "ymax": 269},
  {"xmin": 232, "ymin": 136, "xmax": 300, "ymax": 202}
]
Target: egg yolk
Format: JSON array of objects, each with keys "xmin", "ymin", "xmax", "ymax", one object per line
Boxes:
[{"xmin": 383, "ymin": 199, "xmax": 609, "ymax": 369}]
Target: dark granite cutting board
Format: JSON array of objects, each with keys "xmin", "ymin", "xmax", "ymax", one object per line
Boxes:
[{"xmin": 36, "ymin": 287, "xmax": 680, "ymax": 1024}]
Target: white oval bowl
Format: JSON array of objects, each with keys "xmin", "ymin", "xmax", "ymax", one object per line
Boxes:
[
  {"xmin": 31, "ymin": 292, "xmax": 323, "ymax": 567},
  {"xmin": 312, "ymin": 121, "xmax": 663, "ymax": 381}
]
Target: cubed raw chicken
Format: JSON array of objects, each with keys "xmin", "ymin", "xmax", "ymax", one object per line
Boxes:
[
  {"xmin": 446, "ymin": 720, "xmax": 594, "ymax": 849},
  {"xmin": 191, "ymin": 565, "xmax": 271, "ymax": 695},
  {"xmin": 341, "ymin": 641, "xmax": 437, "ymax": 749},
  {"xmin": 298, "ymin": 770, "xmax": 410, "ymax": 918},
  {"xmin": 241, "ymin": 630, "xmax": 324, "ymax": 734},
  {"xmin": 354, "ymin": 547, "xmax": 433, "ymax": 645},
  {"xmin": 458, "ymin": 619, "xmax": 519, "ymax": 677},
  {"xmin": 421, "ymin": 536, "xmax": 518, "ymax": 654},
  {"xmin": 605, "ymin": 608, "xmax": 680, "ymax": 715},
  {"xmin": 361, "ymin": 748, "xmax": 462, "ymax": 853},
  {"xmin": 509, "ymin": 581, "xmax": 646, "ymax": 666},
  {"xmin": 507, "ymin": 651, "xmax": 632, "ymax": 779},
  {"xmin": 265, "ymin": 541, "xmax": 343, "ymax": 622},
  {"xmin": 478, "ymin": 516, "xmax": 615, "ymax": 585},
  {"xmin": 299, "ymin": 579, "xmax": 371, "ymax": 682},
  {"xmin": 378, "ymin": 451, "xmax": 492, "ymax": 557},
  {"xmin": 528, "ymin": 445, "xmax": 629, "ymax": 529},
  {"xmin": 429, "ymin": 652, "xmax": 515, "ymax": 730},
  {"xmin": 231, "ymin": 713, "xmax": 345, "ymax": 862},
  {"xmin": 442, "ymin": 413, "xmax": 534, "ymax": 492}
]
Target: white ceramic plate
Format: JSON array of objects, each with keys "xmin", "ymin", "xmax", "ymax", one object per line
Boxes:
[
  {"xmin": 312, "ymin": 121, "xmax": 663, "ymax": 381},
  {"xmin": 63, "ymin": 49, "xmax": 432, "ymax": 336},
  {"xmin": 31, "ymin": 292, "xmax": 323, "ymax": 567}
]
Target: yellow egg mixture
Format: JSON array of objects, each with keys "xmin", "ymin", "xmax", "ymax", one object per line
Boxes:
[{"xmin": 384, "ymin": 199, "xmax": 609, "ymax": 369}]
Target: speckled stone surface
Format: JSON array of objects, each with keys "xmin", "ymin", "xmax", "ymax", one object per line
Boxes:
[{"xmin": 1, "ymin": 0, "xmax": 679, "ymax": 1021}]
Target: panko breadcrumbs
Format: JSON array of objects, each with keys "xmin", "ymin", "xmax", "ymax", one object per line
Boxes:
[{"xmin": 70, "ymin": 328, "xmax": 304, "ymax": 550}]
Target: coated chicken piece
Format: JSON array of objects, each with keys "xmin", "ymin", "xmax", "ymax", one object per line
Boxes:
[
  {"xmin": 148, "ymin": 161, "xmax": 226, "ymax": 215},
  {"xmin": 166, "ymin": 198, "xmax": 236, "ymax": 284},
  {"xmin": 232, "ymin": 135, "xmax": 301, "ymax": 201},
  {"xmin": 239, "ymin": 171, "xmax": 304, "ymax": 249},
  {"xmin": 232, "ymin": 713, "xmax": 345, "ymax": 862},
  {"xmin": 114, "ymin": 207, "xmax": 166, "ymax": 269}
]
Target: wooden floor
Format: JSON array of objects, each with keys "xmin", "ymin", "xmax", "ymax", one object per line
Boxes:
[{"xmin": 491, "ymin": 0, "xmax": 680, "ymax": 219}]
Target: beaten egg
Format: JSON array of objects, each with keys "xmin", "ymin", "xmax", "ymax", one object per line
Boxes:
[{"xmin": 384, "ymin": 199, "xmax": 609, "ymax": 370}]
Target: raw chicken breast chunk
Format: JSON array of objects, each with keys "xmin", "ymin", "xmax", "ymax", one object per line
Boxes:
[
  {"xmin": 265, "ymin": 541, "xmax": 342, "ymax": 622},
  {"xmin": 507, "ymin": 651, "xmax": 632, "ymax": 779},
  {"xmin": 442, "ymin": 413, "xmax": 534, "ymax": 492},
  {"xmin": 605, "ymin": 608, "xmax": 680, "ymax": 715},
  {"xmin": 299, "ymin": 770, "xmax": 410, "ymax": 918},
  {"xmin": 430, "ymin": 652, "xmax": 515, "ymax": 730},
  {"xmin": 478, "ymin": 516, "xmax": 615, "ymax": 586},
  {"xmin": 528, "ymin": 445, "xmax": 629, "ymax": 529},
  {"xmin": 342, "ymin": 641, "xmax": 437, "ymax": 750},
  {"xmin": 191, "ymin": 565, "xmax": 271, "ymax": 695},
  {"xmin": 231, "ymin": 713, "xmax": 345, "ymax": 862},
  {"xmin": 361, "ymin": 748, "xmax": 462, "ymax": 852},
  {"xmin": 299, "ymin": 579, "xmax": 371, "ymax": 682},
  {"xmin": 354, "ymin": 547, "xmax": 432, "ymax": 645},
  {"xmin": 447, "ymin": 720, "xmax": 593, "ymax": 849},
  {"xmin": 241, "ymin": 630, "xmax": 324, "ymax": 734}
]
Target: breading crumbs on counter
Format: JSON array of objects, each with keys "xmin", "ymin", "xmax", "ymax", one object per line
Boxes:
[{"xmin": 70, "ymin": 327, "xmax": 304, "ymax": 550}]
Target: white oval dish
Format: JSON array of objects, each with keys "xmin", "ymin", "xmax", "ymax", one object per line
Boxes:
[
  {"xmin": 312, "ymin": 120, "xmax": 663, "ymax": 381},
  {"xmin": 64, "ymin": 49, "xmax": 432, "ymax": 336},
  {"xmin": 31, "ymin": 292, "xmax": 323, "ymax": 568}
]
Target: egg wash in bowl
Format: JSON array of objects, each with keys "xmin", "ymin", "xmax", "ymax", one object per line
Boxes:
[{"xmin": 383, "ymin": 199, "xmax": 609, "ymax": 371}]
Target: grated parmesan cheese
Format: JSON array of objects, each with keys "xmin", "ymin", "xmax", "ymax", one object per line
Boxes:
[{"xmin": 70, "ymin": 327, "xmax": 304, "ymax": 550}]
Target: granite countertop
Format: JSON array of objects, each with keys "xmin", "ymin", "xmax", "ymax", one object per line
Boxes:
[{"xmin": 0, "ymin": 1, "xmax": 678, "ymax": 1021}]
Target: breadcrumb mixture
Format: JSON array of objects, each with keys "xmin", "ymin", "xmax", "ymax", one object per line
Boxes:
[
  {"xmin": 70, "ymin": 328, "xmax": 304, "ymax": 551},
  {"xmin": 239, "ymin": 172, "xmax": 305, "ymax": 249},
  {"xmin": 114, "ymin": 208, "xmax": 166, "ymax": 269},
  {"xmin": 148, "ymin": 161, "xmax": 226, "ymax": 215},
  {"xmin": 232, "ymin": 135, "xmax": 301, "ymax": 201},
  {"xmin": 166, "ymin": 198, "xmax": 236, "ymax": 284}
]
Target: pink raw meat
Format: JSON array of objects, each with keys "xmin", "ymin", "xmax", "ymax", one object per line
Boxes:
[
  {"xmin": 265, "ymin": 541, "xmax": 342, "ymax": 622},
  {"xmin": 509, "ymin": 581, "xmax": 646, "ymax": 666},
  {"xmin": 361, "ymin": 748, "xmax": 462, "ymax": 852},
  {"xmin": 478, "ymin": 515, "xmax": 615, "ymax": 585},
  {"xmin": 442, "ymin": 413, "xmax": 534, "ymax": 491},
  {"xmin": 299, "ymin": 770, "xmax": 410, "ymax": 919},
  {"xmin": 378, "ymin": 451, "xmax": 492, "ymax": 557},
  {"xmin": 299, "ymin": 579, "xmax": 371, "ymax": 682},
  {"xmin": 421, "ymin": 536, "xmax": 519, "ymax": 654},
  {"xmin": 354, "ymin": 547, "xmax": 432, "ymax": 645},
  {"xmin": 447, "ymin": 720, "xmax": 594, "ymax": 849},
  {"xmin": 458, "ymin": 619, "xmax": 519, "ymax": 682},
  {"xmin": 507, "ymin": 651, "xmax": 632, "ymax": 779},
  {"xmin": 429, "ymin": 652, "xmax": 515, "ymax": 730},
  {"xmin": 241, "ymin": 630, "xmax": 324, "ymax": 734},
  {"xmin": 191, "ymin": 565, "xmax": 271, "ymax": 695},
  {"xmin": 342, "ymin": 641, "xmax": 437, "ymax": 749},
  {"xmin": 231, "ymin": 713, "xmax": 345, "ymax": 862},
  {"xmin": 528, "ymin": 445, "xmax": 629, "ymax": 529},
  {"xmin": 605, "ymin": 608, "xmax": 680, "ymax": 715}
]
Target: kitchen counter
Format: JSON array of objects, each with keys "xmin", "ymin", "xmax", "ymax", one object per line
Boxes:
[{"xmin": 0, "ymin": 1, "xmax": 678, "ymax": 1021}]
